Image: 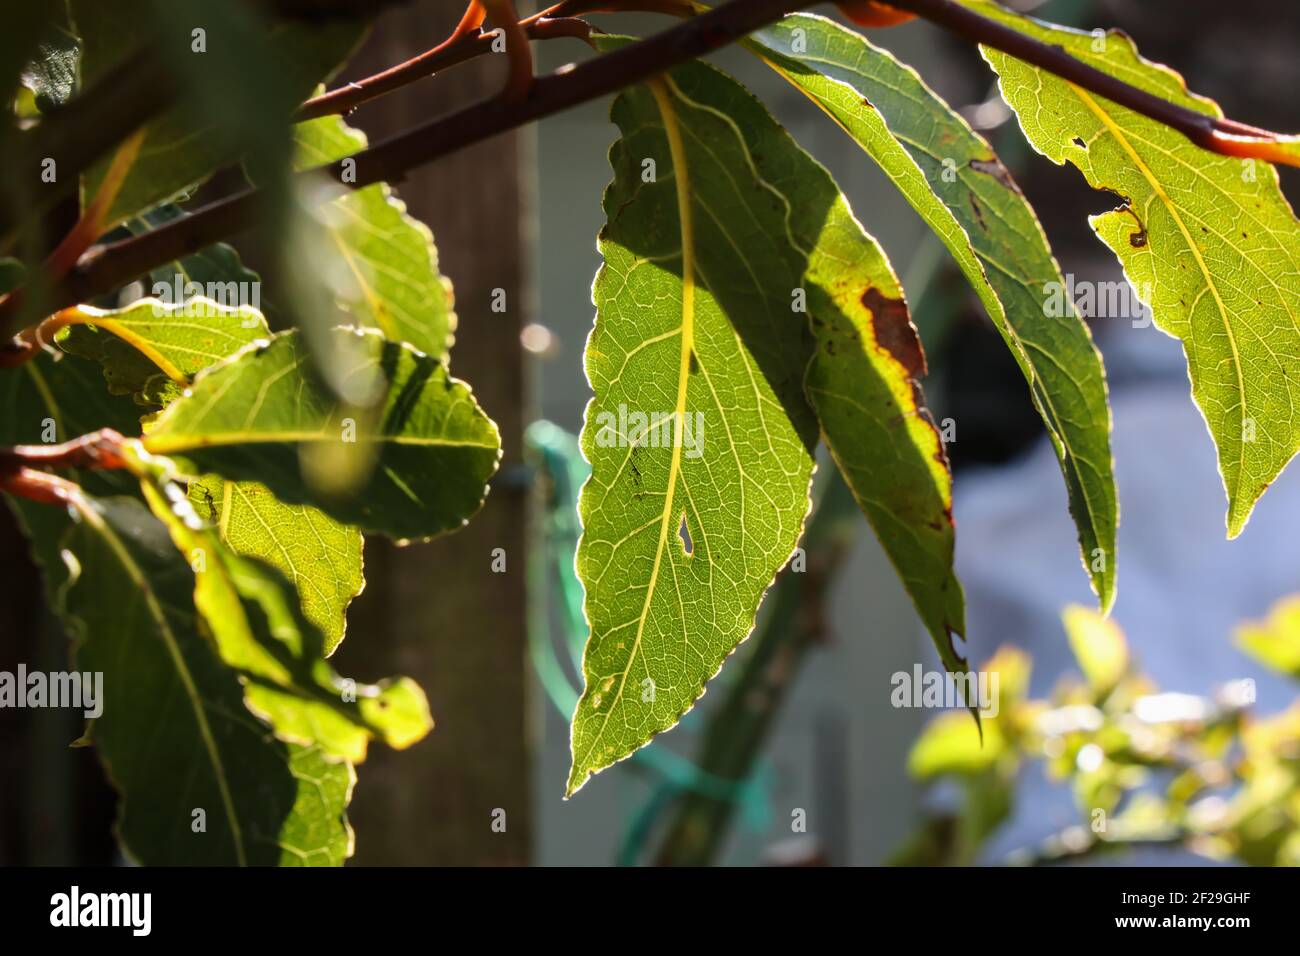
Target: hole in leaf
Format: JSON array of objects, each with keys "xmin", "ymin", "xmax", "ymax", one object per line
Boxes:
[{"xmin": 678, "ymin": 512, "xmax": 693, "ymax": 556}]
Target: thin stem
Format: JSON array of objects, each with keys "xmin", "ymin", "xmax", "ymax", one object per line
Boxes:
[
  {"xmin": 298, "ymin": 1, "xmax": 490, "ymax": 120},
  {"xmin": 482, "ymin": 1, "xmax": 535, "ymax": 103},
  {"xmin": 0, "ymin": 428, "xmax": 130, "ymax": 475},
  {"xmin": 45, "ymin": 130, "xmax": 146, "ymax": 281},
  {"xmin": 296, "ymin": 2, "xmax": 643, "ymax": 120},
  {"xmin": 0, "ymin": 467, "xmax": 85, "ymax": 507},
  {"xmin": 7, "ymin": 0, "xmax": 1297, "ymax": 335}
]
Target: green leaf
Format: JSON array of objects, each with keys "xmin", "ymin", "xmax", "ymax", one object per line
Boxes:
[
  {"xmin": 1062, "ymin": 603, "xmax": 1129, "ymax": 694},
  {"xmin": 53, "ymin": 288, "xmax": 364, "ymax": 650},
  {"xmin": 190, "ymin": 475, "xmax": 363, "ymax": 654},
  {"xmin": 907, "ymin": 646, "xmax": 1030, "ymax": 779},
  {"xmin": 569, "ymin": 50, "xmax": 965, "ymax": 793},
  {"xmin": 2, "ymin": 357, "xmax": 360, "ymax": 864},
  {"xmin": 72, "ymin": 0, "xmax": 365, "ymax": 226},
  {"xmin": 138, "ymin": 478, "xmax": 431, "ymax": 761},
  {"xmin": 909, "ymin": 710, "xmax": 1005, "ymax": 778},
  {"xmin": 568, "ymin": 66, "xmax": 812, "ymax": 795},
  {"xmin": 749, "ymin": 14, "xmax": 1117, "ymax": 608},
  {"xmin": 59, "ymin": 494, "xmax": 354, "ymax": 865},
  {"xmin": 1236, "ymin": 596, "xmax": 1300, "ymax": 679},
  {"xmin": 2, "ymin": 5, "xmax": 65, "ymax": 117},
  {"xmin": 292, "ymin": 113, "xmax": 456, "ymax": 361},
  {"xmin": 143, "ymin": 328, "xmax": 501, "ymax": 542},
  {"xmin": 957, "ymin": 0, "xmax": 1300, "ymax": 538},
  {"xmin": 0, "ymin": 350, "xmax": 144, "ymax": 489},
  {"xmin": 802, "ymin": 249, "xmax": 967, "ymax": 675},
  {"xmin": 0, "ymin": 350, "xmax": 145, "ymax": 579},
  {"xmin": 54, "ymin": 297, "xmax": 269, "ymax": 406}
]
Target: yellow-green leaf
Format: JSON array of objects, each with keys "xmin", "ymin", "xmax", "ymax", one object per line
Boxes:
[
  {"xmin": 1236, "ymin": 596, "xmax": 1300, "ymax": 679},
  {"xmin": 59, "ymin": 494, "xmax": 355, "ymax": 865},
  {"xmin": 138, "ymin": 478, "xmax": 430, "ymax": 763},
  {"xmin": 190, "ymin": 475, "xmax": 363, "ymax": 654},
  {"xmin": 570, "ymin": 50, "xmax": 965, "ymax": 793},
  {"xmin": 54, "ymin": 296, "xmax": 366, "ymax": 650},
  {"xmin": 960, "ymin": 0, "xmax": 1300, "ymax": 537},
  {"xmin": 748, "ymin": 13, "xmax": 1117, "ymax": 609},
  {"xmin": 54, "ymin": 297, "xmax": 268, "ymax": 405},
  {"xmin": 1062, "ymin": 603, "xmax": 1129, "ymax": 694},
  {"xmin": 293, "ymin": 113, "xmax": 456, "ymax": 361},
  {"xmin": 143, "ymin": 328, "xmax": 501, "ymax": 542}
]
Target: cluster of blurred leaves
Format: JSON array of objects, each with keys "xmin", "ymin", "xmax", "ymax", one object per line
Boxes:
[{"xmin": 892, "ymin": 600, "xmax": 1300, "ymax": 866}]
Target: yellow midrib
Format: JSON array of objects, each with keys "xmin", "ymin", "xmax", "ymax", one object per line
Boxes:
[
  {"xmin": 575, "ymin": 79, "xmax": 696, "ymax": 781},
  {"xmin": 48, "ymin": 311, "xmax": 189, "ymax": 387},
  {"xmin": 1071, "ymin": 84, "xmax": 1247, "ymax": 499}
]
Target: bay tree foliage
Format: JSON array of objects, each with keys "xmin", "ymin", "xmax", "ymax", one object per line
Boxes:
[{"xmin": 1, "ymin": 0, "xmax": 1297, "ymax": 862}]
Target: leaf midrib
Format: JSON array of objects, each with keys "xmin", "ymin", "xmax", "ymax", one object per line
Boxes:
[
  {"xmin": 1068, "ymin": 83, "xmax": 1247, "ymax": 506},
  {"xmin": 573, "ymin": 78, "xmax": 697, "ymax": 784}
]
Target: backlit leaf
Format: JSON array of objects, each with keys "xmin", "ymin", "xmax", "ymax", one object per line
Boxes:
[
  {"xmin": 53, "ymin": 280, "xmax": 364, "ymax": 650},
  {"xmin": 750, "ymin": 14, "xmax": 1117, "ymax": 608},
  {"xmin": 190, "ymin": 474, "xmax": 363, "ymax": 654},
  {"xmin": 1236, "ymin": 596, "xmax": 1300, "ymax": 679},
  {"xmin": 293, "ymin": 113, "xmax": 456, "ymax": 361},
  {"xmin": 959, "ymin": 0, "xmax": 1300, "ymax": 537},
  {"xmin": 53, "ymin": 297, "xmax": 268, "ymax": 406},
  {"xmin": 569, "ymin": 51, "xmax": 964, "ymax": 793},
  {"xmin": 54, "ymin": 284, "xmax": 363, "ymax": 651},
  {"xmin": 59, "ymin": 494, "xmax": 355, "ymax": 865},
  {"xmin": 138, "ymin": 478, "xmax": 431, "ymax": 762},
  {"xmin": 1062, "ymin": 603, "xmax": 1129, "ymax": 694},
  {"xmin": 143, "ymin": 328, "xmax": 501, "ymax": 542},
  {"xmin": 19, "ymin": 20, "xmax": 79, "ymax": 113}
]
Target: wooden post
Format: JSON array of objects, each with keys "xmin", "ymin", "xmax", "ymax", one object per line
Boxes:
[{"xmin": 329, "ymin": 1, "xmax": 533, "ymax": 865}]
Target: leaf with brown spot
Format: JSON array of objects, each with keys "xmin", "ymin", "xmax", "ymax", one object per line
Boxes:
[
  {"xmin": 569, "ymin": 43, "xmax": 968, "ymax": 794},
  {"xmin": 748, "ymin": 13, "xmax": 1118, "ymax": 609}
]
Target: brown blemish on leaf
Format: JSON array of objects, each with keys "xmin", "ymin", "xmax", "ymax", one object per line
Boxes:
[
  {"xmin": 861, "ymin": 288, "xmax": 927, "ymax": 378},
  {"xmin": 968, "ymin": 157, "xmax": 1017, "ymax": 192},
  {"xmin": 859, "ymin": 288, "xmax": 952, "ymax": 485},
  {"xmin": 1116, "ymin": 204, "xmax": 1148, "ymax": 248}
]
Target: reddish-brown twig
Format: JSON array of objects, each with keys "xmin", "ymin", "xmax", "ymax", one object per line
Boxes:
[
  {"xmin": 481, "ymin": 0, "xmax": 535, "ymax": 103},
  {"xmin": 0, "ymin": 428, "xmax": 131, "ymax": 474},
  {"xmin": 887, "ymin": 0, "xmax": 1300, "ymax": 168}
]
